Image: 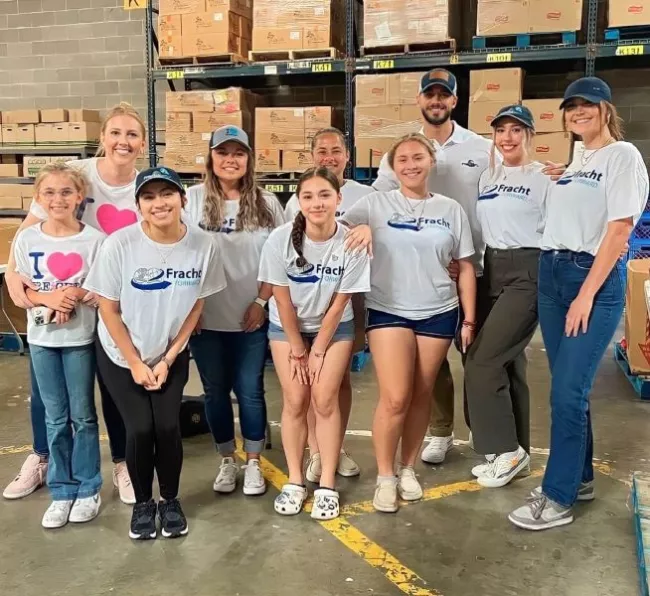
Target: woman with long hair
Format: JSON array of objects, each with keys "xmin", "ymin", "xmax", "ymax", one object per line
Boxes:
[
  {"xmin": 186, "ymin": 126, "xmax": 285, "ymax": 496},
  {"xmin": 343, "ymin": 133, "xmax": 476, "ymax": 513},
  {"xmin": 509, "ymin": 77, "xmax": 648, "ymax": 530},
  {"xmin": 464, "ymin": 105, "xmax": 552, "ymax": 488},
  {"xmin": 259, "ymin": 167, "xmax": 371, "ymax": 519},
  {"xmin": 3, "ymin": 103, "xmax": 146, "ymax": 505}
]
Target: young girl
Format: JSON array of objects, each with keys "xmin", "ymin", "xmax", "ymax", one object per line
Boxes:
[
  {"xmin": 465, "ymin": 105, "xmax": 552, "ymax": 488},
  {"xmin": 85, "ymin": 167, "xmax": 227, "ymax": 540},
  {"xmin": 13, "ymin": 163, "xmax": 105, "ymax": 529},
  {"xmin": 343, "ymin": 133, "xmax": 476, "ymax": 513},
  {"xmin": 259, "ymin": 167, "xmax": 371, "ymax": 519},
  {"xmin": 186, "ymin": 126, "xmax": 284, "ymax": 497},
  {"xmin": 4, "ymin": 102, "xmax": 146, "ymax": 505}
]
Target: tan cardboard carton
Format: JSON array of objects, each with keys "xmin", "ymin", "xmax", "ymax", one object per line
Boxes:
[
  {"xmin": 68, "ymin": 122, "xmax": 101, "ymax": 143},
  {"xmin": 15, "ymin": 125, "xmax": 36, "ymax": 144},
  {"xmin": 3, "ymin": 110, "xmax": 40, "ymax": 124},
  {"xmin": 50, "ymin": 123, "xmax": 70, "ymax": 143},
  {"xmin": 40, "ymin": 109, "xmax": 69, "ymax": 123},
  {"xmin": 282, "ymin": 150, "xmax": 313, "ymax": 172},
  {"xmin": 159, "ymin": 0, "xmax": 205, "ymax": 15},
  {"xmin": 0, "ymin": 164, "xmax": 22, "ymax": 177},
  {"xmin": 68, "ymin": 109, "xmax": 101, "ymax": 123},
  {"xmin": 522, "ymin": 99, "xmax": 564, "ymax": 133},
  {"xmin": 470, "ymin": 68, "xmax": 524, "ymax": 103},
  {"xmin": 166, "ymin": 91, "xmax": 217, "ymax": 112},
  {"xmin": 213, "ymin": 87, "xmax": 256, "ymax": 114},
  {"xmin": 609, "ymin": 0, "xmax": 650, "ymax": 27},
  {"xmin": 355, "ymin": 105, "xmax": 401, "ymax": 136},
  {"xmin": 159, "ymin": 14, "xmax": 182, "ymax": 35},
  {"xmin": 355, "ymin": 136, "xmax": 394, "ymax": 168},
  {"xmin": 356, "ymin": 75, "xmax": 390, "ymax": 106},
  {"xmin": 255, "ymin": 149, "xmax": 281, "ymax": 172},
  {"xmin": 397, "ymin": 72, "xmax": 423, "ymax": 105},
  {"xmin": 181, "ymin": 11, "xmax": 248, "ymax": 37},
  {"xmin": 305, "ymin": 106, "xmax": 333, "ymax": 129},
  {"xmin": 252, "ymin": 27, "xmax": 303, "ymax": 50},
  {"xmin": 256, "ymin": 108, "xmax": 305, "ymax": 130},
  {"xmin": 528, "ymin": 0, "xmax": 583, "ymax": 33},
  {"xmin": 477, "ymin": 0, "xmax": 529, "ymax": 36},
  {"xmin": 468, "ymin": 101, "xmax": 504, "ymax": 134},
  {"xmin": 166, "ymin": 112, "xmax": 192, "ymax": 133},
  {"xmin": 626, "ymin": 259, "xmax": 650, "ymax": 373},
  {"xmin": 183, "ymin": 31, "xmax": 239, "ymax": 56},
  {"xmin": 255, "ymin": 130, "xmax": 306, "ymax": 150},
  {"xmin": 23, "ymin": 156, "xmax": 50, "ymax": 176},
  {"xmin": 35, "ymin": 123, "xmax": 57, "ymax": 143},
  {"xmin": 192, "ymin": 111, "xmax": 251, "ymax": 133},
  {"xmin": 22, "ymin": 197, "xmax": 32, "ymax": 211},
  {"xmin": 160, "ymin": 32, "xmax": 186, "ymax": 58},
  {"xmin": 206, "ymin": 0, "xmax": 253, "ymax": 19},
  {"xmin": 531, "ymin": 132, "xmax": 573, "ymax": 164}
]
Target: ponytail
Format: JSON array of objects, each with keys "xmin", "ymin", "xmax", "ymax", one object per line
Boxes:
[{"xmin": 291, "ymin": 212, "xmax": 308, "ymax": 268}]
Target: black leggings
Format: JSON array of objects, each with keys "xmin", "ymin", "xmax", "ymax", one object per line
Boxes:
[{"xmin": 95, "ymin": 341, "xmax": 189, "ymax": 503}]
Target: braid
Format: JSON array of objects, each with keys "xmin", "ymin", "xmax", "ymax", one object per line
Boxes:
[{"xmin": 291, "ymin": 212, "xmax": 308, "ymax": 268}]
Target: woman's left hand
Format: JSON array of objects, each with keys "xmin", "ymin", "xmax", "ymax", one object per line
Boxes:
[
  {"xmin": 82, "ymin": 291, "xmax": 100, "ymax": 308},
  {"xmin": 308, "ymin": 350, "xmax": 326, "ymax": 384},
  {"xmin": 150, "ymin": 360, "xmax": 169, "ymax": 391},
  {"xmin": 542, "ymin": 161, "xmax": 567, "ymax": 181},
  {"xmin": 565, "ymin": 292, "xmax": 594, "ymax": 337},
  {"xmin": 242, "ymin": 302, "xmax": 266, "ymax": 333},
  {"xmin": 460, "ymin": 325, "xmax": 475, "ymax": 354},
  {"xmin": 345, "ymin": 225, "xmax": 373, "ymax": 257}
]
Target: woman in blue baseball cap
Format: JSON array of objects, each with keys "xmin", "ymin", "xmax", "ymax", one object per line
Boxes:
[
  {"xmin": 509, "ymin": 77, "xmax": 649, "ymax": 530},
  {"xmin": 464, "ymin": 104, "xmax": 552, "ymax": 489},
  {"xmin": 185, "ymin": 126, "xmax": 286, "ymax": 498}
]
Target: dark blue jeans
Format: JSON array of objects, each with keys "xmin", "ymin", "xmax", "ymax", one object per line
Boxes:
[
  {"xmin": 538, "ymin": 251, "xmax": 624, "ymax": 507},
  {"xmin": 190, "ymin": 327, "xmax": 268, "ymax": 455}
]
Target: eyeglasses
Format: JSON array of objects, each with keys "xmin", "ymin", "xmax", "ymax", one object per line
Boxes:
[{"xmin": 40, "ymin": 189, "xmax": 78, "ymax": 200}]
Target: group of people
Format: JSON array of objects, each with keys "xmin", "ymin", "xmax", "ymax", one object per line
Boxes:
[{"xmin": 1, "ymin": 67, "xmax": 647, "ymax": 538}]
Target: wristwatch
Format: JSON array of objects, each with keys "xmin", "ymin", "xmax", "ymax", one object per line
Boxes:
[{"xmin": 254, "ymin": 297, "xmax": 268, "ymax": 308}]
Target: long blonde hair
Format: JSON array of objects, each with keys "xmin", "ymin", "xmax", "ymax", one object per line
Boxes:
[
  {"xmin": 201, "ymin": 147, "xmax": 274, "ymax": 231},
  {"xmin": 34, "ymin": 162, "xmax": 88, "ymax": 199},
  {"xmin": 489, "ymin": 123, "xmax": 534, "ymax": 174},
  {"xmin": 387, "ymin": 132, "xmax": 436, "ymax": 169},
  {"xmin": 96, "ymin": 102, "xmax": 146, "ymax": 157}
]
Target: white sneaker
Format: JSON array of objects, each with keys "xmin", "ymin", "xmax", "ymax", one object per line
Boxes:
[
  {"xmin": 112, "ymin": 462, "xmax": 136, "ymax": 505},
  {"xmin": 397, "ymin": 466, "xmax": 423, "ymax": 501},
  {"xmin": 42, "ymin": 500, "xmax": 73, "ymax": 529},
  {"xmin": 471, "ymin": 454, "xmax": 496, "ymax": 478},
  {"xmin": 477, "ymin": 448, "xmax": 530, "ymax": 488},
  {"xmin": 337, "ymin": 450, "xmax": 360, "ymax": 477},
  {"xmin": 509, "ymin": 496, "xmax": 574, "ymax": 531},
  {"xmin": 69, "ymin": 494, "xmax": 101, "ymax": 523},
  {"xmin": 213, "ymin": 457, "xmax": 238, "ymax": 493},
  {"xmin": 305, "ymin": 452, "xmax": 322, "ymax": 483},
  {"xmin": 421, "ymin": 434, "xmax": 454, "ymax": 464},
  {"xmin": 242, "ymin": 459, "xmax": 266, "ymax": 496},
  {"xmin": 373, "ymin": 477, "xmax": 398, "ymax": 513},
  {"xmin": 468, "ymin": 431, "xmax": 475, "ymax": 451}
]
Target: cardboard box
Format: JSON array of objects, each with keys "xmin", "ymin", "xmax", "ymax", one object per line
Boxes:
[
  {"xmin": 207, "ymin": 0, "xmax": 253, "ymax": 19},
  {"xmin": 7, "ymin": 124, "xmax": 36, "ymax": 144},
  {"xmin": 164, "ymin": 151, "xmax": 206, "ymax": 174},
  {"xmin": 252, "ymin": 27, "xmax": 303, "ymax": 50},
  {"xmin": 68, "ymin": 109, "xmax": 101, "ymax": 123},
  {"xmin": 0, "ymin": 184, "xmax": 25, "ymax": 209},
  {"xmin": 468, "ymin": 101, "xmax": 504, "ymax": 134},
  {"xmin": 304, "ymin": 25, "xmax": 333, "ymax": 49},
  {"xmin": 192, "ymin": 111, "xmax": 251, "ymax": 133},
  {"xmin": 477, "ymin": 0, "xmax": 529, "ymax": 36},
  {"xmin": 159, "ymin": 14, "xmax": 182, "ymax": 35},
  {"xmin": 166, "ymin": 91, "xmax": 217, "ymax": 113},
  {"xmin": 398, "ymin": 72, "xmax": 423, "ymax": 105},
  {"xmin": 608, "ymin": 0, "xmax": 650, "ymax": 27},
  {"xmin": 40, "ymin": 109, "xmax": 69, "ymax": 123},
  {"xmin": 68, "ymin": 122, "xmax": 101, "ymax": 143},
  {"xmin": 355, "ymin": 137, "xmax": 394, "ymax": 168},
  {"xmin": 160, "ymin": 32, "xmax": 185, "ymax": 58},
  {"xmin": 0, "ymin": 164, "xmax": 22, "ymax": 177},
  {"xmin": 3, "ymin": 110, "xmax": 40, "ymax": 124},
  {"xmin": 522, "ymin": 99, "xmax": 564, "ymax": 133},
  {"xmin": 166, "ymin": 112, "xmax": 192, "ymax": 133},
  {"xmin": 0, "ymin": 221, "xmax": 21, "ymax": 263},
  {"xmin": 255, "ymin": 149, "xmax": 281, "ymax": 172},
  {"xmin": 213, "ymin": 87, "xmax": 256, "ymax": 114},
  {"xmin": 24, "ymin": 156, "xmax": 50, "ymax": 176},
  {"xmin": 181, "ymin": 11, "xmax": 249, "ymax": 38},
  {"xmin": 355, "ymin": 105, "xmax": 401, "ymax": 136},
  {"xmin": 183, "ymin": 32, "xmax": 239, "ymax": 56},
  {"xmin": 35, "ymin": 123, "xmax": 56, "ymax": 143},
  {"xmin": 159, "ymin": 0, "xmax": 205, "ymax": 15},
  {"xmin": 0, "ymin": 155, "xmax": 18, "ymax": 164},
  {"xmin": 256, "ymin": 108, "xmax": 305, "ymax": 130},
  {"xmin": 282, "ymin": 150, "xmax": 313, "ymax": 172},
  {"xmin": 166, "ymin": 132, "xmax": 211, "ymax": 153},
  {"xmin": 356, "ymin": 75, "xmax": 390, "ymax": 106},
  {"xmin": 255, "ymin": 130, "xmax": 306, "ymax": 150},
  {"xmin": 470, "ymin": 68, "xmax": 524, "ymax": 103},
  {"xmin": 51, "ymin": 123, "xmax": 70, "ymax": 143},
  {"xmin": 22, "ymin": 197, "xmax": 32, "ymax": 211},
  {"xmin": 305, "ymin": 106, "xmax": 333, "ymax": 129},
  {"xmin": 625, "ymin": 259, "xmax": 650, "ymax": 373},
  {"xmin": 532, "ymin": 132, "xmax": 572, "ymax": 164},
  {"xmin": 528, "ymin": 0, "xmax": 583, "ymax": 33}
]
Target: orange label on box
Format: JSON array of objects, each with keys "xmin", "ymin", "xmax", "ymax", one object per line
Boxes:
[
  {"xmin": 540, "ymin": 112, "xmax": 555, "ymax": 121},
  {"xmin": 546, "ymin": 11, "xmax": 562, "ymax": 19},
  {"xmin": 630, "ymin": 6, "xmax": 644, "ymax": 13},
  {"xmin": 536, "ymin": 144, "xmax": 550, "ymax": 153}
]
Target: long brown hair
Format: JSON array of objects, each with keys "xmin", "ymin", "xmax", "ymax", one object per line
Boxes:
[
  {"xmin": 201, "ymin": 145, "xmax": 274, "ymax": 232},
  {"xmin": 291, "ymin": 167, "xmax": 341, "ymax": 268},
  {"xmin": 562, "ymin": 100, "xmax": 624, "ymax": 141},
  {"xmin": 96, "ymin": 102, "xmax": 146, "ymax": 158}
]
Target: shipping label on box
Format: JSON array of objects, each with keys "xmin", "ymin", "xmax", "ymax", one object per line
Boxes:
[
  {"xmin": 159, "ymin": 0, "xmax": 206, "ymax": 15},
  {"xmin": 355, "ymin": 136, "xmax": 395, "ymax": 168},
  {"xmin": 160, "ymin": 14, "xmax": 182, "ymax": 35},
  {"xmin": 207, "ymin": 0, "xmax": 253, "ymax": 19},
  {"xmin": 256, "ymin": 108, "xmax": 305, "ymax": 130},
  {"xmin": 166, "ymin": 112, "xmax": 192, "ymax": 133},
  {"xmin": 282, "ymin": 150, "xmax": 313, "ymax": 172},
  {"xmin": 528, "ymin": 0, "xmax": 583, "ymax": 33},
  {"xmin": 0, "ymin": 164, "xmax": 22, "ymax": 177},
  {"xmin": 166, "ymin": 91, "xmax": 216, "ymax": 112},
  {"xmin": 24, "ymin": 156, "xmax": 50, "ymax": 176},
  {"xmin": 522, "ymin": 99, "xmax": 564, "ymax": 133},
  {"xmin": 477, "ymin": 0, "xmax": 529, "ymax": 36},
  {"xmin": 468, "ymin": 101, "xmax": 504, "ymax": 134},
  {"xmin": 192, "ymin": 111, "xmax": 250, "ymax": 133},
  {"xmin": 40, "ymin": 109, "xmax": 69, "ymax": 123},
  {"xmin": 255, "ymin": 149, "xmax": 281, "ymax": 172},
  {"xmin": 625, "ymin": 259, "xmax": 650, "ymax": 373},
  {"xmin": 609, "ymin": 0, "xmax": 650, "ymax": 27},
  {"xmin": 532, "ymin": 132, "xmax": 572, "ymax": 164},
  {"xmin": 3, "ymin": 110, "xmax": 40, "ymax": 124},
  {"xmin": 470, "ymin": 68, "xmax": 524, "ymax": 103},
  {"xmin": 252, "ymin": 27, "xmax": 303, "ymax": 50}
]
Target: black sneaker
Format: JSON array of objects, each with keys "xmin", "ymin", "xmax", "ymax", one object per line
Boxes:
[
  {"xmin": 129, "ymin": 500, "xmax": 157, "ymax": 540},
  {"xmin": 158, "ymin": 498, "xmax": 188, "ymax": 538}
]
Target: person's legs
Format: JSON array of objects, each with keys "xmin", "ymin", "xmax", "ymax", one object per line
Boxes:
[
  {"xmin": 429, "ymin": 358, "xmax": 454, "ymax": 437},
  {"xmin": 29, "ymin": 355, "xmax": 49, "ymax": 459},
  {"xmin": 508, "ymin": 353, "xmax": 531, "ymax": 454},
  {"xmin": 96, "ymin": 363, "xmax": 127, "ymax": 463}
]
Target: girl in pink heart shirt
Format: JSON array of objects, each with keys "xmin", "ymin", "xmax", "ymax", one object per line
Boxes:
[{"xmin": 13, "ymin": 163, "xmax": 105, "ymax": 529}]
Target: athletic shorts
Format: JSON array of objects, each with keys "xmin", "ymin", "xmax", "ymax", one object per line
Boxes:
[
  {"xmin": 268, "ymin": 318, "xmax": 355, "ymax": 342},
  {"xmin": 366, "ymin": 307, "xmax": 459, "ymax": 339}
]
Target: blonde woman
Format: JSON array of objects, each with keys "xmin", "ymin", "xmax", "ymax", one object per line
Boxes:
[
  {"xmin": 464, "ymin": 105, "xmax": 552, "ymax": 488},
  {"xmin": 343, "ymin": 133, "xmax": 476, "ymax": 513},
  {"xmin": 4, "ymin": 103, "xmax": 146, "ymax": 505}
]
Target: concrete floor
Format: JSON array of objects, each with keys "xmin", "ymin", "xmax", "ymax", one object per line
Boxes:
[{"xmin": 0, "ymin": 330, "xmax": 648, "ymax": 596}]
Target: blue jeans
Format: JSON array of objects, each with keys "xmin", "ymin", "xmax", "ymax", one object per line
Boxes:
[
  {"xmin": 190, "ymin": 327, "xmax": 268, "ymax": 455},
  {"xmin": 30, "ymin": 344, "xmax": 102, "ymax": 501},
  {"xmin": 538, "ymin": 251, "xmax": 624, "ymax": 507},
  {"xmin": 29, "ymin": 355, "xmax": 49, "ymax": 458}
]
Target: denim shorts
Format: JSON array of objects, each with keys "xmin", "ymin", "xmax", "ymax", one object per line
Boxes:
[
  {"xmin": 366, "ymin": 307, "xmax": 459, "ymax": 339},
  {"xmin": 268, "ymin": 318, "xmax": 355, "ymax": 342}
]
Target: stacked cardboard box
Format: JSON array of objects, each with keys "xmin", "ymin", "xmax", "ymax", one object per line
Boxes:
[
  {"xmin": 165, "ymin": 88, "xmax": 257, "ymax": 173},
  {"xmin": 363, "ymin": 0, "xmax": 459, "ymax": 48},
  {"xmin": 159, "ymin": 0, "xmax": 253, "ymax": 60},
  {"xmin": 476, "ymin": 0, "xmax": 583, "ymax": 36},
  {"xmin": 0, "ymin": 109, "xmax": 101, "ymax": 145},
  {"xmin": 251, "ymin": 0, "xmax": 344, "ymax": 53},
  {"xmin": 625, "ymin": 259, "xmax": 650, "ymax": 374},
  {"xmin": 254, "ymin": 106, "xmax": 335, "ymax": 172},
  {"xmin": 0, "ymin": 183, "xmax": 33, "ymax": 210},
  {"xmin": 522, "ymin": 98, "xmax": 572, "ymax": 164},
  {"xmin": 609, "ymin": 1, "xmax": 650, "ymax": 27},
  {"xmin": 468, "ymin": 68, "xmax": 523, "ymax": 135},
  {"xmin": 23, "ymin": 156, "xmax": 71, "ymax": 178}
]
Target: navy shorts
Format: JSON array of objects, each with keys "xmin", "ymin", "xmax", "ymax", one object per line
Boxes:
[
  {"xmin": 268, "ymin": 318, "xmax": 355, "ymax": 342},
  {"xmin": 366, "ymin": 307, "xmax": 459, "ymax": 339}
]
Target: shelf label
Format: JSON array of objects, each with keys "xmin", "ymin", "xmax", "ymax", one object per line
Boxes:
[
  {"xmin": 486, "ymin": 52, "xmax": 512, "ymax": 63},
  {"xmin": 616, "ymin": 45, "xmax": 644, "ymax": 56},
  {"xmin": 166, "ymin": 70, "xmax": 184, "ymax": 80},
  {"xmin": 288, "ymin": 184, "xmax": 297, "ymax": 193},
  {"xmin": 264, "ymin": 184, "xmax": 284, "ymax": 193},
  {"xmin": 372, "ymin": 59, "xmax": 395, "ymax": 69},
  {"xmin": 264, "ymin": 65, "xmax": 278, "ymax": 75},
  {"xmin": 311, "ymin": 62, "xmax": 332, "ymax": 73},
  {"xmin": 124, "ymin": 0, "xmax": 147, "ymax": 9},
  {"xmin": 449, "ymin": 54, "xmax": 459, "ymax": 64}
]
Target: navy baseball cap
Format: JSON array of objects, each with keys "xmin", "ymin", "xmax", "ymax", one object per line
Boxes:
[
  {"xmin": 135, "ymin": 166, "xmax": 185, "ymax": 198},
  {"xmin": 210, "ymin": 125, "xmax": 251, "ymax": 150},
  {"xmin": 491, "ymin": 104, "xmax": 535, "ymax": 130},
  {"xmin": 560, "ymin": 77, "xmax": 612, "ymax": 109},
  {"xmin": 419, "ymin": 68, "xmax": 458, "ymax": 96}
]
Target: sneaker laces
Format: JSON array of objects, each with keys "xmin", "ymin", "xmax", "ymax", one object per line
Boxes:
[
  {"xmin": 160, "ymin": 498, "xmax": 184, "ymax": 522},
  {"xmin": 526, "ymin": 495, "xmax": 547, "ymax": 520},
  {"xmin": 429, "ymin": 436, "xmax": 451, "ymax": 448},
  {"xmin": 116, "ymin": 465, "xmax": 132, "ymax": 488},
  {"xmin": 133, "ymin": 501, "xmax": 156, "ymax": 522},
  {"xmin": 242, "ymin": 460, "xmax": 263, "ymax": 483},
  {"xmin": 218, "ymin": 458, "xmax": 238, "ymax": 480}
]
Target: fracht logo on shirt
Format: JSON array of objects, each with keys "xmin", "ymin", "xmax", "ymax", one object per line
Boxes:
[
  {"xmin": 130, "ymin": 267, "xmax": 202, "ymax": 291},
  {"xmin": 286, "ymin": 262, "xmax": 344, "ymax": 284},
  {"xmin": 387, "ymin": 213, "xmax": 451, "ymax": 232},
  {"xmin": 478, "ymin": 184, "xmax": 532, "ymax": 201},
  {"xmin": 556, "ymin": 169, "xmax": 603, "ymax": 188}
]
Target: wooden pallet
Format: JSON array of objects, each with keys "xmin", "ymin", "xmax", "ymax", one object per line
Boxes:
[
  {"xmin": 605, "ymin": 25, "xmax": 650, "ymax": 42},
  {"xmin": 472, "ymin": 31, "xmax": 577, "ymax": 50},
  {"xmin": 633, "ymin": 473, "xmax": 650, "ymax": 596},
  {"xmin": 248, "ymin": 47, "xmax": 340, "ymax": 62},
  {"xmin": 614, "ymin": 342, "xmax": 650, "ymax": 400},
  {"xmin": 361, "ymin": 39, "xmax": 456, "ymax": 57},
  {"xmin": 159, "ymin": 53, "xmax": 248, "ymax": 66}
]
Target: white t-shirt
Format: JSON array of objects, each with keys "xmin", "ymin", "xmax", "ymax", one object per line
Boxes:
[
  {"xmin": 184, "ymin": 185, "xmax": 285, "ymax": 332},
  {"xmin": 343, "ymin": 190, "xmax": 475, "ymax": 319},
  {"xmin": 30, "ymin": 158, "xmax": 140, "ymax": 236},
  {"xmin": 84, "ymin": 223, "xmax": 227, "ymax": 368},
  {"xmin": 258, "ymin": 221, "xmax": 371, "ymax": 333},
  {"xmin": 284, "ymin": 179, "xmax": 374, "ymax": 221},
  {"xmin": 14, "ymin": 223, "xmax": 105, "ymax": 347},
  {"xmin": 372, "ymin": 123, "xmax": 492, "ymax": 273},
  {"xmin": 542, "ymin": 142, "xmax": 649, "ymax": 255},
  {"xmin": 477, "ymin": 162, "xmax": 552, "ymax": 250}
]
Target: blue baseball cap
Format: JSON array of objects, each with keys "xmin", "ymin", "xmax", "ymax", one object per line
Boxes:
[
  {"xmin": 135, "ymin": 166, "xmax": 185, "ymax": 198},
  {"xmin": 209, "ymin": 125, "xmax": 251, "ymax": 150},
  {"xmin": 419, "ymin": 68, "xmax": 458, "ymax": 96},
  {"xmin": 491, "ymin": 104, "xmax": 535, "ymax": 130},
  {"xmin": 560, "ymin": 77, "xmax": 612, "ymax": 109}
]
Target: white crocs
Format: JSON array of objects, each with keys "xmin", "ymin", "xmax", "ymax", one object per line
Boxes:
[
  {"xmin": 274, "ymin": 483, "xmax": 308, "ymax": 516},
  {"xmin": 311, "ymin": 488, "xmax": 340, "ymax": 520}
]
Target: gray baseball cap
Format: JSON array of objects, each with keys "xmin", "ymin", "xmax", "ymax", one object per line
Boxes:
[{"xmin": 209, "ymin": 125, "xmax": 251, "ymax": 150}]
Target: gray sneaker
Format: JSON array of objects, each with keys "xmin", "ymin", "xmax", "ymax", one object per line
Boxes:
[
  {"xmin": 530, "ymin": 481, "xmax": 594, "ymax": 502},
  {"xmin": 508, "ymin": 495, "xmax": 574, "ymax": 531}
]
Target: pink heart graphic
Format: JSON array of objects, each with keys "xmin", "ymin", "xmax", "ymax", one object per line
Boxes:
[
  {"xmin": 47, "ymin": 252, "xmax": 84, "ymax": 281},
  {"xmin": 96, "ymin": 204, "xmax": 138, "ymax": 235}
]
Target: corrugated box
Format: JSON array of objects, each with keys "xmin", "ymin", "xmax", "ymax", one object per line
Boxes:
[
  {"xmin": 166, "ymin": 112, "xmax": 192, "ymax": 133},
  {"xmin": 355, "ymin": 105, "xmax": 401, "ymax": 136},
  {"xmin": 22, "ymin": 197, "xmax": 32, "ymax": 211},
  {"xmin": 207, "ymin": 0, "xmax": 253, "ymax": 19},
  {"xmin": 24, "ymin": 156, "xmax": 50, "ymax": 177},
  {"xmin": 608, "ymin": 0, "xmax": 650, "ymax": 27},
  {"xmin": 167, "ymin": 132, "xmax": 212, "ymax": 153},
  {"xmin": 522, "ymin": 99, "xmax": 564, "ymax": 133},
  {"xmin": 68, "ymin": 122, "xmax": 101, "ymax": 143},
  {"xmin": 3, "ymin": 110, "xmax": 40, "ymax": 124},
  {"xmin": 183, "ymin": 31, "xmax": 239, "ymax": 56},
  {"xmin": 398, "ymin": 72, "xmax": 423, "ymax": 104},
  {"xmin": 252, "ymin": 27, "xmax": 303, "ymax": 50},
  {"xmin": 470, "ymin": 68, "xmax": 524, "ymax": 103},
  {"xmin": 255, "ymin": 149, "xmax": 281, "ymax": 172},
  {"xmin": 477, "ymin": 0, "xmax": 529, "ymax": 36},
  {"xmin": 355, "ymin": 137, "xmax": 394, "ymax": 168},
  {"xmin": 160, "ymin": 32, "xmax": 185, "ymax": 58},
  {"xmin": 35, "ymin": 123, "xmax": 57, "ymax": 143},
  {"xmin": 159, "ymin": 14, "xmax": 182, "ymax": 35},
  {"xmin": 256, "ymin": 108, "xmax": 305, "ymax": 130},
  {"xmin": 528, "ymin": 0, "xmax": 583, "ymax": 33},
  {"xmin": 532, "ymin": 132, "xmax": 572, "ymax": 164},
  {"xmin": 165, "ymin": 151, "xmax": 206, "ymax": 174},
  {"xmin": 255, "ymin": 130, "xmax": 306, "ymax": 150},
  {"xmin": 181, "ymin": 11, "xmax": 251, "ymax": 38},
  {"xmin": 0, "ymin": 164, "xmax": 22, "ymax": 177},
  {"xmin": 468, "ymin": 101, "xmax": 504, "ymax": 134},
  {"xmin": 166, "ymin": 90, "xmax": 217, "ymax": 112},
  {"xmin": 40, "ymin": 109, "xmax": 69, "ymax": 123},
  {"xmin": 305, "ymin": 106, "xmax": 333, "ymax": 129},
  {"xmin": 625, "ymin": 259, "xmax": 650, "ymax": 373},
  {"xmin": 304, "ymin": 25, "xmax": 333, "ymax": 49},
  {"xmin": 282, "ymin": 150, "xmax": 314, "ymax": 172},
  {"xmin": 51, "ymin": 123, "xmax": 70, "ymax": 143},
  {"xmin": 159, "ymin": 0, "xmax": 205, "ymax": 15},
  {"xmin": 3, "ymin": 124, "xmax": 36, "ymax": 144},
  {"xmin": 192, "ymin": 111, "xmax": 251, "ymax": 133},
  {"xmin": 213, "ymin": 87, "xmax": 256, "ymax": 115},
  {"xmin": 0, "ymin": 222, "xmax": 21, "ymax": 264},
  {"xmin": 356, "ymin": 75, "xmax": 390, "ymax": 106},
  {"xmin": 68, "ymin": 109, "xmax": 101, "ymax": 123},
  {"xmin": 0, "ymin": 184, "xmax": 25, "ymax": 209}
]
